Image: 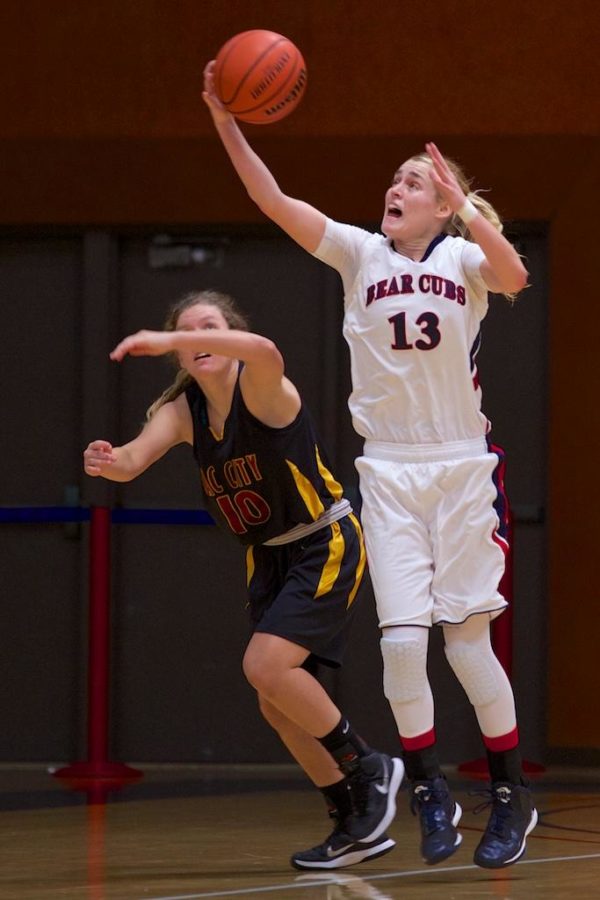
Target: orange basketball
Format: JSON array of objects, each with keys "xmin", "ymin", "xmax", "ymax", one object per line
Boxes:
[{"xmin": 213, "ymin": 30, "xmax": 307, "ymax": 125}]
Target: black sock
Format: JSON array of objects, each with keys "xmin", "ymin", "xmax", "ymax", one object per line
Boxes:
[
  {"xmin": 403, "ymin": 743, "xmax": 442, "ymax": 782},
  {"xmin": 321, "ymin": 778, "xmax": 353, "ymax": 819},
  {"xmin": 486, "ymin": 746, "xmax": 523, "ymax": 784},
  {"xmin": 318, "ymin": 717, "xmax": 372, "ymax": 772}
]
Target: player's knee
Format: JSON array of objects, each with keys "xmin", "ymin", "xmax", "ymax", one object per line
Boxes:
[
  {"xmin": 380, "ymin": 635, "xmax": 428, "ymax": 703},
  {"xmin": 242, "ymin": 649, "xmax": 273, "ymax": 695},
  {"xmin": 444, "ymin": 641, "xmax": 500, "ymax": 707}
]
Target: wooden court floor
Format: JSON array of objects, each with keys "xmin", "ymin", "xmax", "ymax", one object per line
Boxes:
[{"xmin": 1, "ymin": 764, "xmax": 599, "ymax": 900}]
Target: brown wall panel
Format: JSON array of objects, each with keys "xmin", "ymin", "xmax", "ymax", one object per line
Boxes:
[
  {"xmin": 0, "ymin": 135, "xmax": 592, "ymax": 226},
  {"xmin": 2, "ymin": 1, "xmax": 598, "ymax": 138},
  {"xmin": 547, "ymin": 148, "xmax": 600, "ymax": 747}
]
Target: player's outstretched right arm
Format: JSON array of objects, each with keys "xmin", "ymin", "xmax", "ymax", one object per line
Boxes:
[
  {"xmin": 83, "ymin": 398, "xmax": 190, "ymax": 482},
  {"xmin": 203, "ymin": 61, "xmax": 326, "ymax": 254}
]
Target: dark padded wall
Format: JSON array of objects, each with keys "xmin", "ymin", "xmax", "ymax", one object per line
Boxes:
[
  {"xmin": 1, "ymin": 228, "xmax": 546, "ymax": 765},
  {"xmin": 0, "ymin": 238, "xmax": 84, "ymax": 760}
]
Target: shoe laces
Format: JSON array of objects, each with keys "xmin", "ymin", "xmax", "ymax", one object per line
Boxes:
[
  {"xmin": 410, "ymin": 784, "xmax": 451, "ymax": 834},
  {"xmin": 470, "ymin": 786, "xmax": 513, "ymax": 839},
  {"xmin": 321, "ymin": 816, "xmax": 354, "ymax": 850},
  {"xmin": 347, "ymin": 770, "xmax": 370, "ymax": 816}
]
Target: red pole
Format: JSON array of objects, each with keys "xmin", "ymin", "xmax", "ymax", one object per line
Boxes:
[
  {"xmin": 88, "ymin": 505, "xmax": 111, "ymax": 765},
  {"xmin": 493, "ymin": 505, "xmax": 545, "ymax": 774},
  {"xmin": 53, "ymin": 506, "xmax": 142, "ymax": 787},
  {"xmin": 458, "ymin": 502, "xmax": 544, "ymax": 776}
]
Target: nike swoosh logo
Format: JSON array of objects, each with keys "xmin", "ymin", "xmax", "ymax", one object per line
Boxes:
[
  {"xmin": 374, "ymin": 766, "xmax": 390, "ymax": 795},
  {"xmin": 326, "ymin": 843, "xmax": 354, "ymax": 858}
]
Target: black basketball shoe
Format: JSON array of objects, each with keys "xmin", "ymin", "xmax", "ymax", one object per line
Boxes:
[
  {"xmin": 473, "ymin": 782, "xmax": 538, "ymax": 868},
  {"xmin": 343, "ymin": 752, "xmax": 404, "ymax": 843},
  {"xmin": 291, "ymin": 823, "xmax": 395, "ymax": 870}
]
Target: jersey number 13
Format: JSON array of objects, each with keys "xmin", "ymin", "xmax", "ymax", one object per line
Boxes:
[{"xmin": 388, "ymin": 311, "xmax": 441, "ymax": 351}]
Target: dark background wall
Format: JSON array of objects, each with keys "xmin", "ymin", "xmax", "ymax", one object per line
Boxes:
[{"xmin": 0, "ymin": 0, "xmax": 598, "ymax": 764}]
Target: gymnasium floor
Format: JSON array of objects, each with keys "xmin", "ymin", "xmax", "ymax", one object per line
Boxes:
[{"xmin": 1, "ymin": 764, "xmax": 599, "ymax": 900}]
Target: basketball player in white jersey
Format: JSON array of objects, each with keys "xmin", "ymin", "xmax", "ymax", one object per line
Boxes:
[{"xmin": 203, "ymin": 62, "xmax": 537, "ymax": 871}]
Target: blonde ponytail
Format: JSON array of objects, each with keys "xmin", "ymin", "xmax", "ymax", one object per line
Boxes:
[
  {"xmin": 449, "ymin": 189, "xmax": 504, "ymax": 240},
  {"xmin": 146, "ymin": 368, "xmax": 194, "ymax": 421}
]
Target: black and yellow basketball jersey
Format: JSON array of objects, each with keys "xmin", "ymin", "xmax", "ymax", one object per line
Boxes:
[{"xmin": 185, "ymin": 376, "xmax": 345, "ymax": 546}]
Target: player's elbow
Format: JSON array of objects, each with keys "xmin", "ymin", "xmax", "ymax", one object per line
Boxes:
[
  {"xmin": 255, "ymin": 334, "xmax": 281, "ymax": 359},
  {"xmin": 251, "ymin": 335, "xmax": 284, "ymax": 369},
  {"xmin": 499, "ymin": 259, "xmax": 528, "ymax": 296},
  {"xmin": 507, "ymin": 262, "xmax": 529, "ymax": 295},
  {"xmin": 253, "ymin": 197, "xmax": 280, "ymax": 225},
  {"xmin": 251, "ymin": 188, "xmax": 288, "ymax": 225}
]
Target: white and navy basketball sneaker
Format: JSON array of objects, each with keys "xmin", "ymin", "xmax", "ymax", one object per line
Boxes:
[{"xmin": 409, "ymin": 775, "xmax": 462, "ymax": 865}]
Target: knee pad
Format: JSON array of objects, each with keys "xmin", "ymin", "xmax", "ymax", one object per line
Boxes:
[
  {"xmin": 380, "ymin": 636, "xmax": 428, "ymax": 703},
  {"xmin": 444, "ymin": 642, "xmax": 500, "ymax": 707}
]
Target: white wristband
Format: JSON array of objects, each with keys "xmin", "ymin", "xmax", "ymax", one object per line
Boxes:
[{"xmin": 457, "ymin": 197, "xmax": 478, "ymax": 224}]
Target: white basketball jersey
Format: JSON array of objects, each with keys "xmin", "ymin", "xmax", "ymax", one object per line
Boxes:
[{"xmin": 313, "ymin": 219, "xmax": 491, "ymax": 444}]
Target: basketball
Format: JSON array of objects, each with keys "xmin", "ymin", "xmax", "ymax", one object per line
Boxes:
[{"xmin": 213, "ymin": 30, "xmax": 307, "ymax": 125}]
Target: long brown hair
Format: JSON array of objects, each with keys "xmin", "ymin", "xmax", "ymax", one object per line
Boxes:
[{"xmin": 145, "ymin": 290, "xmax": 250, "ymax": 420}]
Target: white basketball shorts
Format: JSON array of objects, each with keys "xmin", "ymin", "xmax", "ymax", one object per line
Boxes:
[{"xmin": 355, "ymin": 436, "xmax": 508, "ymax": 627}]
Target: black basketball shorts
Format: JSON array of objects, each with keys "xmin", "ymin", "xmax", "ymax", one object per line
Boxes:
[{"xmin": 246, "ymin": 513, "xmax": 366, "ymax": 667}]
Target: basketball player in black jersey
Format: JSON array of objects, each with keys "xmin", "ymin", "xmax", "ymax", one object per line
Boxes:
[{"xmin": 83, "ymin": 289, "xmax": 403, "ymax": 870}]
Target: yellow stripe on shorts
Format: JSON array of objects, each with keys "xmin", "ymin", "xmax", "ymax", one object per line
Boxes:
[
  {"xmin": 314, "ymin": 520, "xmax": 344, "ymax": 599},
  {"xmin": 286, "ymin": 458, "xmax": 325, "ymax": 520},
  {"xmin": 347, "ymin": 513, "xmax": 366, "ymax": 608}
]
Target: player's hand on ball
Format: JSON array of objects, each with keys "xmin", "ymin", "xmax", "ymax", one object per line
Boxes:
[
  {"xmin": 84, "ymin": 440, "xmax": 116, "ymax": 476},
  {"xmin": 202, "ymin": 61, "xmax": 232, "ymax": 124},
  {"xmin": 209, "ymin": 31, "xmax": 306, "ymax": 124}
]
